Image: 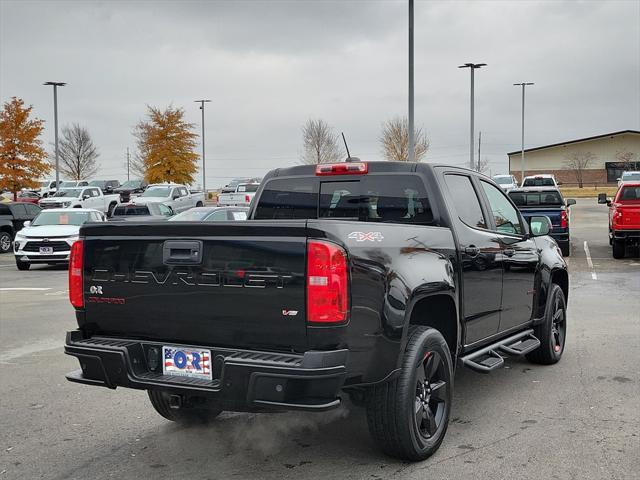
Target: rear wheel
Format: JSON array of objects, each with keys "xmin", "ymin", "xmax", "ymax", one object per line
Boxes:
[
  {"xmin": 148, "ymin": 390, "xmax": 222, "ymax": 424},
  {"xmin": 0, "ymin": 232, "xmax": 12, "ymax": 253},
  {"xmin": 107, "ymin": 202, "xmax": 117, "ymax": 217},
  {"xmin": 527, "ymin": 284, "xmax": 566, "ymax": 365},
  {"xmin": 16, "ymin": 259, "xmax": 30, "ymax": 271},
  {"xmin": 196, "ymin": 201, "xmax": 204, "ymax": 207},
  {"xmin": 612, "ymin": 240, "xmax": 625, "ymax": 259},
  {"xmin": 366, "ymin": 326, "xmax": 453, "ymax": 461}
]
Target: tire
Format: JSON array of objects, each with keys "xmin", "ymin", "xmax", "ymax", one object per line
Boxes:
[
  {"xmin": 612, "ymin": 240, "xmax": 625, "ymax": 259},
  {"xmin": 16, "ymin": 259, "xmax": 30, "ymax": 271},
  {"xmin": 366, "ymin": 326, "xmax": 453, "ymax": 461},
  {"xmin": 526, "ymin": 284, "xmax": 567, "ymax": 365},
  {"xmin": 560, "ymin": 243, "xmax": 570, "ymax": 257},
  {"xmin": 196, "ymin": 201, "xmax": 204, "ymax": 207},
  {"xmin": 148, "ymin": 390, "xmax": 222, "ymax": 424},
  {"xmin": 107, "ymin": 202, "xmax": 117, "ymax": 217},
  {"xmin": 0, "ymin": 231, "xmax": 12, "ymax": 253}
]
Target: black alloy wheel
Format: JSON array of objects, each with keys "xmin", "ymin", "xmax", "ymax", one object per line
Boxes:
[
  {"xmin": 527, "ymin": 283, "xmax": 567, "ymax": 365},
  {"xmin": 414, "ymin": 351, "xmax": 448, "ymax": 440}
]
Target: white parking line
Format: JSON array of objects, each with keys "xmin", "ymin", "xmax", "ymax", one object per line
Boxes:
[
  {"xmin": 583, "ymin": 241, "xmax": 597, "ymax": 280},
  {"xmin": 0, "ymin": 287, "xmax": 51, "ymax": 291}
]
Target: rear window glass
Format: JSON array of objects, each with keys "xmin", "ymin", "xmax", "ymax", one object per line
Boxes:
[
  {"xmin": 523, "ymin": 177, "xmax": 555, "ymax": 187},
  {"xmin": 509, "ymin": 191, "xmax": 563, "ymax": 206},
  {"xmin": 254, "ymin": 175, "xmax": 434, "ymax": 225},
  {"xmin": 237, "ymin": 184, "xmax": 259, "ymax": 193},
  {"xmin": 619, "ymin": 186, "xmax": 640, "ymax": 201},
  {"xmin": 113, "ymin": 205, "xmax": 150, "ymax": 216}
]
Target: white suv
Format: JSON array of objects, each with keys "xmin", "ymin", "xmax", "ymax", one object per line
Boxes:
[{"xmin": 492, "ymin": 174, "xmax": 519, "ymax": 191}]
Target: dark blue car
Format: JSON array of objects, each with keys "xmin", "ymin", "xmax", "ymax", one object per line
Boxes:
[{"xmin": 508, "ymin": 187, "xmax": 576, "ymax": 256}]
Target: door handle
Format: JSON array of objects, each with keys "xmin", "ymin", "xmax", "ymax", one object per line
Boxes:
[
  {"xmin": 503, "ymin": 248, "xmax": 515, "ymax": 257},
  {"xmin": 464, "ymin": 246, "xmax": 480, "ymax": 257},
  {"xmin": 163, "ymin": 240, "xmax": 203, "ymax": 265}
]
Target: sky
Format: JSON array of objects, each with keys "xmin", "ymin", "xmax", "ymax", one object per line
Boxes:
[{"xmin": 1, "ymin": 0, "xmax": 639, "ymax": 188}]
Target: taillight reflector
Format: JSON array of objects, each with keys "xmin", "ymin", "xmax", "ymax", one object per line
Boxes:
[
  {"xmin": 315, "ymin": 162, "xmax": 368, "ymax": 176},
  {"xmin": 307, "ymin": 240, "xmax": 348, "ymax": 323},
  {"xmin": 245, "ymin": 194, "xmax": 251, "ymax": 203},
  {"xmin": 69, "ymin": 240, "xmax": 84, "ymax": 308},
  {"xmin": 560, "ymin": 210, "xmax": 568, "ymax": 229}
]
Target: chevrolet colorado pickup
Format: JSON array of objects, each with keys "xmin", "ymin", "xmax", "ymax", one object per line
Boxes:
[
  {"xmin": 64, "ymin": 162, "xmax": 569, "ymax": 461},
  {"xmin": 599, "ymin": 183, "xmax": 640, "ymax": 258}
]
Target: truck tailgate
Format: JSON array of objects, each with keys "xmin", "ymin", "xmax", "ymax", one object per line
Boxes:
[
  {"xmin": 617, "ymin": 203, "xmax": 640, "ymax": 228},
  {"xmin": 79, "ymin": 221, "xmax": 308, "ymax": 351}
]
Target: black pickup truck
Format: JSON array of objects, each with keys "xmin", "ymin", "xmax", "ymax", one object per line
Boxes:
[{"xmin": 65, "ymin": 162, "xmax": 569, "ymax": 461}]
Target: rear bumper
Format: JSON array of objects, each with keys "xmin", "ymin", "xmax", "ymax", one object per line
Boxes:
[
  {"xmin": 64, "ymin": 330, "xmax": 347, "ymax": 412},
  {"xmin": 613, "ymin": 229, "xmax": 640, "ymax": 242}
]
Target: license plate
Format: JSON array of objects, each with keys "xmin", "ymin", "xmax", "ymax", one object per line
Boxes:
[
  {"xmin": 162, "ymin": 346, "xmax": 212, "ymax": 380},
  {"xmin": 39, "ymin": 246, "xmax": 54, "ymax": 254}
]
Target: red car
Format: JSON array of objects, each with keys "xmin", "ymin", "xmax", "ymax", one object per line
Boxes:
[
  {"xmin": 599, "ymin": 183, "xmax": 640, "ymax": 258},
  {"xmin": 16, "ymin": 191, "xmax": 41, "ymax": 205}
]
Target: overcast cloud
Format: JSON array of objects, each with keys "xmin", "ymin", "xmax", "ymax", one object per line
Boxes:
[{"xmin": 1, "ymin": 0, "xmax": 639, "ymax": 187}]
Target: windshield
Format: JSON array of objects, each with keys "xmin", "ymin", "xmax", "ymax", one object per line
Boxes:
[
  {"xmin": 141, "ymin": 187, "xmax": 171, "ymax": 197},
  {"xmin": 54, "ymin": 188, "xmax": 83, "ymax": 197},
  {"xmin": 32, "ymin": 211, "xmax": 91, "ymax": 226},
  {"xmin": 119, "ymin": 180, "xmax": 142, "ymax": 189},
  {"xmin": 89, "ymin": 181, "xmax": 106, "ymax": 188},
  {"xmin": 509, "ymin": 191, "xmax": 564, "ymax": 206},
  {"xmin": 40, "ymin": 181, "xmax": 49, "ymax": 187},
  {"xmin": 59, "ymin": 181, "xmax": 78, "ymax": 188},
  {"xmin": 621, "ymin": 172, "xmax": 640, "ymax": 181},
  {"xmin": 169, "ymin": 209, "xmax": 212, "ymax": 221},
  {"xmin": 523, "ymin": 177, "xmax": 555, "ymax": 187},
  {"xmin": 113, "ymin": 205, "xmax": 151, "ymax": 216},
  {"xmin": 494, "ymin": 177, "xmax": 513, "ymax": 185}
]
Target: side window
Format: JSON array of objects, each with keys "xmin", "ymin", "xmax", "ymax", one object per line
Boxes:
[
  {"xmin": 254, "ymin": 178, "xmax": 318, "ymax": 220},
  {"xmin": 11, "ymin": 204, "xmax": 28, "ymax": 217},
  {"xmin": 0, "ymin": 204, "xmax": 11, "ymax": 215},
  {"xmin": 206, "ymin": 210, "xmax": 229, "ymax": 221},
  {"xmin": 26, "ymin": 204, "xmax": 41, "ymax": 215},
  {"xmin": 180, "ymin": 188, "xmax": 188, "ymax": 197},
  {"xmin": 158, "ymin": 204, "xmax": 172, "ymax": 216},
  {"xmin": 444, "ymin": 174, "xmax": 487, "ymax": 229},
  {"xmin": 480, "ymin": 181, "xmax": 523, "ymax": 235},
  {"xmin": 230, "ymin": 210, "xmax": 248, "ymax": 220}
]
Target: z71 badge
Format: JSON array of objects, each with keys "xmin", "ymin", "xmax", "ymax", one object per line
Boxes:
[{"xmin": 348, "ymin": 232, "xmax": 384, "ymax": 242}]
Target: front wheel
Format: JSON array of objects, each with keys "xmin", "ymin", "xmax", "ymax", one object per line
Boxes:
[
  {"xmin": 148, "ymin": 390, "xmax": 222, "ymax": 424},
  {"xmin": 527, "ymin": 284, "xmax": 567, "ymax": 365},
  {"xmin": 612, "ymin": 240, "xmax": 625, "ymax": 259},
  {"xmin": 16, "ymin": 259, "xmax": 30, "ymax": 271},
  {"xmin": 195, "ymin": 201, "xmax": 204, "ymax": 207},
  {"xmin": 366, "ymin": 326, "xmax": 453, "ymax": 461},
  {"xmin": 0, "ymin": 232, "xmax": 12, "ymax": 253}
]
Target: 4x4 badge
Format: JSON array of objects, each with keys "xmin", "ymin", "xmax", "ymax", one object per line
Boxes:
[{"xmin": 282, "ymin": 310, "xmax": 298, "ymax": 316}]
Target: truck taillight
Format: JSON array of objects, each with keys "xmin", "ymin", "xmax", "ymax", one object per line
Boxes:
[
  {"xmin": 315, "ymin": 162, "xmax": 368, "ymax": 176},
  {"xmin": 245, "ymin": 194, "xmax": 251, "ymax": 203},
  {"xmin": 307, "ymin": 240, "xmax": 348, "ymax": 324},
  {"xmin": 560, "ymin": 210, "xmax": 568, "ymax": 229},
  {"xmin": 69, "ymin": 240, "xmax": 84, "ymax": 308}
]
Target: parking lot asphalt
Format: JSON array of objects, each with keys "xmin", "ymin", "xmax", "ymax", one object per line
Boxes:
[{"xmin": 0, "ymin": 198, "xmax": 638, "ymax": 480}]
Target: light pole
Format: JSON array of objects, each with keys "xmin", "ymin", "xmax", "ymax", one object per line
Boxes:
[
  {"xmin": 458, "ymin": 63, "xmax": 486, "ymax": 170},
  {"xmin": 513, "ymin": 82, "xmax": 534, "ymax": 183},
  {"xmin": 195, "ymin": 99, "xmax": 211, "ymax": 194},
  {"xmin": 43, "ymin": 82, "xmax": 66, "ymax": 187},
  {"xmin": 408, "ymin": 0, "xmax": 415, "ymax": 162}
]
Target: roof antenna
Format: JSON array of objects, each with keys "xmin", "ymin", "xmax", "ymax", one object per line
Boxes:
[{"xmin": 342, "ymin": 132, "xmax": 360, "ymax": 162}]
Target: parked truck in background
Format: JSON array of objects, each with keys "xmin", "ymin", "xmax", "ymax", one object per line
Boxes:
[
  {"xmin": 599, "ymin": 183, "xmax": 640, "ymax": 258},
  {"xmin": 217, "ymin": 182, "xmax": 260, "ymax": 207},
  {"xmin": 64, "ymin": 161, "xmax": 569, "ymax": 461},
  {"xmin": 132, "ymin": 184, "xmax": 204, "ymax": 213},
  {"xmin": 39, "ymin": 187, "xmax": 120, "ymax": 216}
]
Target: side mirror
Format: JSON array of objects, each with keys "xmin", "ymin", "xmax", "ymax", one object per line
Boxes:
[
  {"xmin": 557, "ymin": 181, "xmax": 562, "ymax": 186},
  {"xmin": 166, "ymin": 207, "xmax": 174, "ymax": 216},
  {"xmin": 597, "ymin": 193, "xmax": 608, "ymax": 204},
  {"xmin": 172, "ymin": 194, "xmax": 180, "ymax": 200},
  {"xmin": 105, "ymin": 187, "xmax": 113, "ymax": 193},
  {"xmin": 24, "ymin": 221, "xmax": 31, "ymax": 227},
  {"xmin": 528, "ymin": 216, "xmax": 552, "ymax": 237},
  {"xmin": 82, "ymin": 194, "xmax": 90, "ymax": 200},
  {"xmin": 616, "ymin": 178, "xmax": 621, "ymax": 182},
  {"xmin": 566, "ymin": 198, "xmax": 576, "ymax": 207}
]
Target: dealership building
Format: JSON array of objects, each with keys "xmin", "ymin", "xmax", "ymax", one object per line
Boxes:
[{"xmin": 508, "ymin": 130, "xmax": 640, "ymax": 185}]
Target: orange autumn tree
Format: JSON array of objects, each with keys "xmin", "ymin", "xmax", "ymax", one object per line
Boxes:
[
  {"xmin": 0, "ymin": 97, "xmax": 51, "ymax": 199},
  {"xmin": 134, "ymin": 105, "xmax": 199, "ymax": 185}
]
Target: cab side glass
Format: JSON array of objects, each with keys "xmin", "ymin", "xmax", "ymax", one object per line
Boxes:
[{"xmin": 529, "ymin": 216, "xmax": 552, "ymax": 236}]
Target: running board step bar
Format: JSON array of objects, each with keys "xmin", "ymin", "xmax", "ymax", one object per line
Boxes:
[{"xmin": 460, "ymin": 329, "xmax": 539, "ymax": 374}]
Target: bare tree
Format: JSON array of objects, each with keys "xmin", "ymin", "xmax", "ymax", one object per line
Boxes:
[
  {"xmin": 379, "ymin": 116, "xmax": 429, "ymax": 162},
  {"xmin": 564, "ymin": 151, "xmax": 596, "ymax": 188},
  {"xmin": 615, "ymin": 150, "xmax": 637, "ymax": 169},
  {"xmin": 477, "ymin": 156, "xmax": 490, "ymax": 174},
  {"xmin": 301, "ymin": 119, "xmax": 342, "ymax": 164},
  {"xmin": 56, "ymin": 123, "xmax": 99, "ymax": 180}
]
